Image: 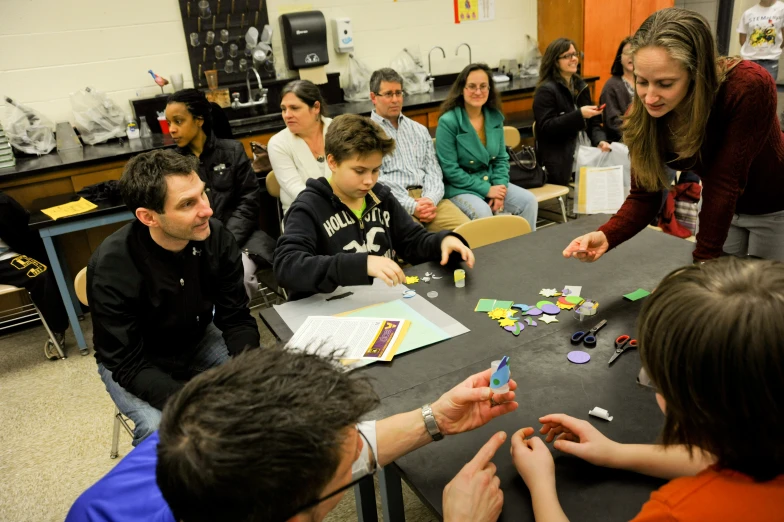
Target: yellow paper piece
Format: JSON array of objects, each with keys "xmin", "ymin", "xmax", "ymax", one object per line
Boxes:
[
  {"xmin": 556, "ymin": 302, "xmax": 575, "ymax": 310},
  {"xmin": 488, "ymin": 308, "xmax": 508, "ymax": 320},
  {"xmin": 41, "ymin": 198, "xmax": 97, "ymax": 220},
  {"xmin": 405, "ymin": 276, "xmax": 419, "ymax": 284},
  {"xmin": 498, "ymin": 318, "xmax": 517, "ymax": 327}
]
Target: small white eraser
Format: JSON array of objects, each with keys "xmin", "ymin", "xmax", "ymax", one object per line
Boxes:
[{"xmin": 589, "ymin": 407, "xmax": 613, "ymax": 421}]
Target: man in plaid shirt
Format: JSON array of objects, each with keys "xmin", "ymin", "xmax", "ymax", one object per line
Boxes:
[{"xmin": 369, "ymin": 68, "xmax": 470, "ymax": 232}]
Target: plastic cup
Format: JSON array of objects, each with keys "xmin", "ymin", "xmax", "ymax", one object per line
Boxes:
[
  {"xmin": 220, "ymin": 29, "xmax": 229, "ymax": 44},
  {"xmin": 158, "ymin": 117, "xmax": 170, "ymax": 135},
  {"xmin": 170, "ymin": 73, "xmax": 184, "ymax": 92},
  {"xmin": 490, "ymin": 360, "xmax": 510, "ymax": 393},
  {"xmin": 224, "ymin": 59, "xmax": 234, "ymax": 73},
  {"xmin": 214, "ymin": 45, "xmax": 224, "ymax": 59},
  {"xmin": 454, "ymin": 269, "xmax": 465, "ymax": 288},
  {"xmin": 229, "ymin": 43, "xmax": 238, "ymax": 58},
  {"xmin": 198, "ymin": 0, "xmax": 211, "ymax": 19},
  {"xmin": 189, "ymin": 32, "xmax": 200, "ymax": 47},
  {"xmin": 205, "ymin": 30, "xmax": 215, "ymax": 45}
]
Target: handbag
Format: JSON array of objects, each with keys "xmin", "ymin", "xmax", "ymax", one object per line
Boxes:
[
  {"xmin": 250, "ymin": 141, "xmax": 272, "ymax": 174},
  {"xmin": 507, "ymin": 145, "xmax": 546, "ymax": 189}
]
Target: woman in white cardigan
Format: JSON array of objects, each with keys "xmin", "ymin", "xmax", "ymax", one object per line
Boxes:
[{"xmin": 268, "ymin": 80, "xmax": 333, "ymax": 214}]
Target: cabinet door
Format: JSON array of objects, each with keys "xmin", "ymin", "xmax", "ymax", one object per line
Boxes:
[
  {"xmin": 631, "ymin": 0, "xmax": 674, "ymax": 33},
  {"xmin": 583, "ymin": 0, "xmax": 632, "ymax": 102},
  {"xmin": 537, "ymin": 0, "xmax": 584, "ymax": 55}
]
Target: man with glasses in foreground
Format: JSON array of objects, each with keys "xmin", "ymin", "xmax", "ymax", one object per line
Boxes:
[
  {"xmin": 66, "ymin": 345, "xmax": 520, "ymax": 522},
  {"xmin": 370, "ymin": 68, "xmax": 470, "ymax": 232}
]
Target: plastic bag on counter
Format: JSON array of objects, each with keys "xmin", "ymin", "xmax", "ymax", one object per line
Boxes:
[
  {"xmin": 69, "ymin": 87, "xmax": 126, "ymax": 145},
  {"xmin": 343, "ymin": 54, "xmax": 372, "ymax": 102},
  {"xmin": 391, "ymin": 49, "xmax": 430, "ymax": 94},
  {"xmin": 1, "ymin": 97, "xmax": 56, "ymax": 155},
  {"xmin": 520, "ymin": 35, "xmax": 541, "ymax": 78}
]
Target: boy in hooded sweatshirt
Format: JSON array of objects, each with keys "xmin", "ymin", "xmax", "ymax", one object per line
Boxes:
[{"xmin": 274, "ymin": 114, "xmax": 474, "ymax": 300}]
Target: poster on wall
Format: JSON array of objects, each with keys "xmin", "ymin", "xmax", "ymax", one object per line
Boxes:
[{"xmin": 454, "ymin": 0, "xmax": 494, "ymax": 23}]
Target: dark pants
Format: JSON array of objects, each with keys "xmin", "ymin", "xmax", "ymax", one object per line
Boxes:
[{"xmin": 0, "ymin": 254, "xmax": 69, "ymax": 333}]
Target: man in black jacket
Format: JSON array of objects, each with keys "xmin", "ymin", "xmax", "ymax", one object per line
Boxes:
[
  {"xmin": 0, "ymin": 192, "xmax": 68, "ymax": 358},
  {"xmin": 88, "ymin": 149, "xmax": 260, "ymax": 445},
  {"xmin": 274, "ymin": 114, "xmax": 475, "ymax": 300}
]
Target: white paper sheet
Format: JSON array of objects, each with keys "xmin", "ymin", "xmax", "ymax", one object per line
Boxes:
[
  {"xmin": 287, "ymin": 316, "xmax": 406, "ymax": 360},
  {"xmin": 584, "ymin": 166, "xmax": 625, "ymax": 214}
]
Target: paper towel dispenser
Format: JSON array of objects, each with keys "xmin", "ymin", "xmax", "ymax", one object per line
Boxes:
[{"xmin": 280, "ymin": 11, "xmax": 330, "ymax": 70}]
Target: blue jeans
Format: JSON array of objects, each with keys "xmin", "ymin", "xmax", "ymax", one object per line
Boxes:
[
  {"xmin": 753, "ymin": 59, "xmax": 779, "ymax": 80},
  {"xmin": 97, "ymin": 322, "xmax": 230, "ymax": 446},
  {"xmin": 450, "ymin": 184, "xmax": 538, "ymax": 231}
]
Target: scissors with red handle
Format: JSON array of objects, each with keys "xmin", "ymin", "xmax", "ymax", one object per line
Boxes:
[{"xmin": 609, "ymin": 334, "xmax": 638, "ymax": 365}]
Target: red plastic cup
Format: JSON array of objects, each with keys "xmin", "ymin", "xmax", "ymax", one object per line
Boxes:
[{"xmin": 158, "ymin": 118, "xmax": 170, "ymax": 134}]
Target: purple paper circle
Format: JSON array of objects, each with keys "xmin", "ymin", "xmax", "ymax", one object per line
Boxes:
[
  {"xmin": 526, "ymin": 307, "xmax": 543, "ymax": 316},
  {"xmin": 504, "ymin": 322, "xmax": 524, "ymax": 334},
  {"xmin": 567, "ymin": 351, "xmax": 591, "ymax": 364},
  {"xmin": 541, "ymin": 304, "xmax": 560, "ymax": 315}
]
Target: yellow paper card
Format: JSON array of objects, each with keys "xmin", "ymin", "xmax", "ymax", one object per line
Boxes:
[{"xmin": 41, "ymin": 198, "xmax": 97, "ymax": 220}]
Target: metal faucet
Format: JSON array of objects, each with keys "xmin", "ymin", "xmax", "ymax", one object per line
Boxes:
[
  {"xmin": 231, "ymin": 67, "xmax": 268, "ymax": 109},
  {"xmin": 456, "ymin": 43, "xmax": 472, "ymax": 65},
  {"xmin": 428, "ymin": 46, "xmax": 446, "ymax": 77}
]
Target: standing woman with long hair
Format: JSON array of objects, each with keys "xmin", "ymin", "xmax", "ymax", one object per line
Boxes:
[
  {"xmin": 166, "ymin": 89, "xmax": 274, "ymax": 299},
  {"xmin": 533, "ymin": 38, "xmax": 611, "ymax": 186},
  {"xmin": 563, "ymin": 8, "xmax": 784, "ymax": 262},
  {"xmin": 600, "ymin": 37, "xmax": 635, "ymax": 143},
  {"xmin": 435, "ymin": 63, "xmax": 538, "ymax": 228}
]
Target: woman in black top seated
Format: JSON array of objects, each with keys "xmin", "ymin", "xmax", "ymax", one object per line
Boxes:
[
  {"xmin": 533, "ymin": 38, "xmax": 610, "ymax": 186},
  {"xmin": 600, "ymin": 38, "xmax": 635, "ymax": 143},
  {"xmin": 166, "ymin": 89, "xmax": 275, "ymax": 299}
]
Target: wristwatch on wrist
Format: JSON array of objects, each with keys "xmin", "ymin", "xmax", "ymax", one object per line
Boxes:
[{"xmin": 421, "ymin": 404, "xmax": 444, "ymax": 441}]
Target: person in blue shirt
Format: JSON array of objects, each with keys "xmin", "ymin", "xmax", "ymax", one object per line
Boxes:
[{"xmin": 67, "ymin": 345, "xmax": 521, "ymax": 522}]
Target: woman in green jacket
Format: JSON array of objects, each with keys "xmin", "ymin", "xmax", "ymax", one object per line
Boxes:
[{"xmin": 435, "ymin": 63, "xmax": 538, "ymax": 230}]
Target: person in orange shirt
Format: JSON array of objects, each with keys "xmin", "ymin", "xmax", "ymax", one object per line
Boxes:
[{"xmin": 509, "ymin": 256, "xmax": 784, "ymax": 522}]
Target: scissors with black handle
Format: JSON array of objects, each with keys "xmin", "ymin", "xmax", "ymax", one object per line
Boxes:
[
  {"xmin": 571, "ymin": 319, "xmax": 607, "ymax": 348},
  {"xmin": 609, "ymin": 334, "xmax": 638, "ymax": 365}
]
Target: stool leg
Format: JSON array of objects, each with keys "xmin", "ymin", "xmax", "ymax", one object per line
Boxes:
[
  {"xmin": 31, "ymin": 298, "xmax": 65, "ymax": 360},
  {"xmin": 558, "ymin": 196, "xmax": 568, "ymax": 223},
  {"xmin": 111, "ymin": 407, "xmax": 121, "ymax": 459}
]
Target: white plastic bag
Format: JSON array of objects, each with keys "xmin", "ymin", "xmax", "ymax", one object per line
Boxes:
[
  {"xmin": 391, "ymin": 49, "xmax": 430, "ymax": 94},
  {"xmin": 343, "ymin": 54, "xmax": 372, "ymax": 102},
  {"xmin": 70, "ymin": 87, "xmax": 126, "ymax": 145},
  {"xmin": 521, "ymin": 35, "xmax": 541, "ymax": 78},
  {"xmin": 573, "ymin": 143, "xmax": 631, "ymax": 213},
  {"xmin": 1, "ymin": 97, "xmax": 56, "ymax": 155}
]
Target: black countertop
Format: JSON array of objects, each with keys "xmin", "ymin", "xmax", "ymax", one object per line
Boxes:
[{"xmin": 1, "ymin": 75, "xmax": 597, "ymax": 182}]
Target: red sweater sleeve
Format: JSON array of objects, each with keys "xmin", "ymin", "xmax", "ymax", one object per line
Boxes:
[{"xmin": 597, "ymin": 172, "xmax": 663, "ymax": 251}]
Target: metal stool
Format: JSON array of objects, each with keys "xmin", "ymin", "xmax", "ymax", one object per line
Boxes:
[
  {"xmin": 0, "ymin": 284, "xmax": 65, "ymax": 360},
  {"xmin": 110, "ymin": 406, "xmax": 135, "ymax": 459}
]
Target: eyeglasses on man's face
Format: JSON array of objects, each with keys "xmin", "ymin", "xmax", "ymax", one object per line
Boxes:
[
  {"xmin": 375, "ymin": 90, "xmax": 405, "ymax": 100},
  {"xmin": 559, "ymin": 52, "xmax": 579, "ymax": 61},
  {"xmin": 284, "ymin": 430, "xmax": 376, "ymax": 520},
  {"xmin": 464, "ymin": 83, "xmax": 489, "ymax": 93}
]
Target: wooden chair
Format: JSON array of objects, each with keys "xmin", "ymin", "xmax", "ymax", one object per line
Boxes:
[
  {"xmin": 453, "ymin": 215, "xmax": 532, "ymax": 249},
  {"xmin": 74, "ymin": 267, "xmax": 134, "ymax": 458},
  {"xmin": 509, "ymin": 124, "xmax": 569, "ymax": 224},
  {"xmin": 0, "ymin": 284, "xmax": 65, "ymax": 360}
]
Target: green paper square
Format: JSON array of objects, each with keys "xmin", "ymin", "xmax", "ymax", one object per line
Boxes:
[
  {"xmin": 494, "ymin": 300, "xmax": 514, "ymax": 310},
  {"xmin": 623, "ymin": 288, "xmax": 651, "ymax": 301},
  {"xmin": 475, "ymin": 299, "xmax": 496, "ymax": 312}
]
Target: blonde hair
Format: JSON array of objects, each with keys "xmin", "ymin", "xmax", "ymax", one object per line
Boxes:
[{"xmin": 623, "ymin": 8, "xmax": 737, "ymax": 191}]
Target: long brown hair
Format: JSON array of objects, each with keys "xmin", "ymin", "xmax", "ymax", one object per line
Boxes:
[
  {"xmin": 537, "ymin": 38, "xmax": 580, "ymax": 93},
  {"xmin": 439, "ymin": 63, "xmax": 502, "ymax": 116},
  {"xmin": 638, "ymin": 257, "xmax": 784, "ymax": 481},
  {"xmin": 623, "ymin": 8, "xmax": 735, "ymax": 191}
]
